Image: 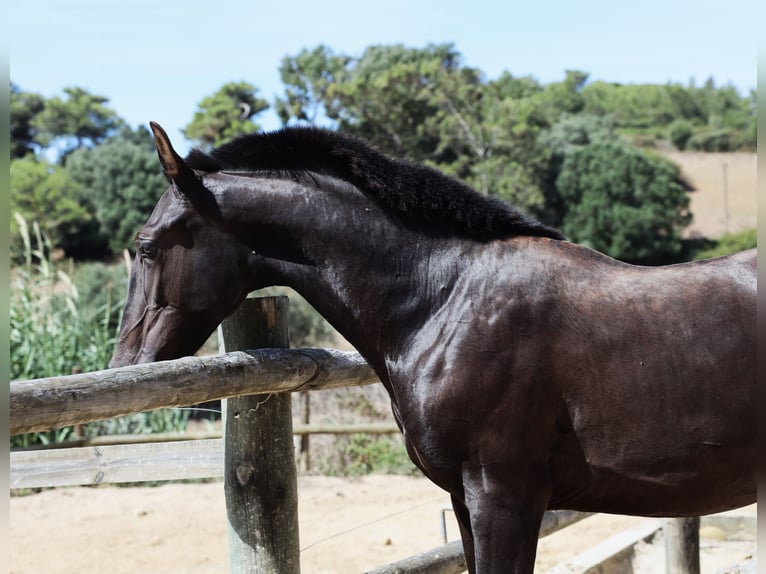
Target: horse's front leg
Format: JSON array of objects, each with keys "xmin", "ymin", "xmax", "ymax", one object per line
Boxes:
[{"xmin": 461, "ymin": 462, "xmax": 550, "ymax": 574}]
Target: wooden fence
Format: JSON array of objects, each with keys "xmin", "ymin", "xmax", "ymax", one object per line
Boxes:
[{"xmin": 10, "ymin": 296, "xmax": 702, "ymax": 573}]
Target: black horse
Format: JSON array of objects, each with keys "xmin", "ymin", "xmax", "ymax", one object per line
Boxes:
[{"xmin": 110, "ymin": 123, "xmax": 756, "ymax": 573}]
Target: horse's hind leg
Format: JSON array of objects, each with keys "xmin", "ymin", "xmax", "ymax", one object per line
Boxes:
[
  {"xmin": 462, "ymin": 464, "xmax": 550, "ymax": 574},
  {"xmin": 450, "ymin": 495, "xmax": 476, "ymax": 572}
]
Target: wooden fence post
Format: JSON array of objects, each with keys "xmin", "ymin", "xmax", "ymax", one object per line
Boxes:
[
  {"xmin": 664, "ymin": 517, "xmax": 700, "ymax": 574},
  {"xmin": 219, "ymin": 297, "xmax": 300, "ymax": 574}
]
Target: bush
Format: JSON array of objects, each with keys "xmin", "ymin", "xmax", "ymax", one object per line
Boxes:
[
  {"xmin": 693, "ymin": 229, "xmax": 757, "ymax": 260},
  {"xmin": 341, "ymin": 433, "xmax": 417, "ymax": 476},
  {"xmin": 556, "ymin": 143, "xmax": 692, "ymax": 263},
  {"xmin": 686, "ymin": 129, "xmax": 736, "ymax": 152},
  {"xmin": 668, "ymin": 119, "xmax": 694, "ymax": 150}
]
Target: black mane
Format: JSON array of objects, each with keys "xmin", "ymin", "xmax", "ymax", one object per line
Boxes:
[{"xmin": 185, "ymin": 127, "xmax": 563, "ymax": 241}]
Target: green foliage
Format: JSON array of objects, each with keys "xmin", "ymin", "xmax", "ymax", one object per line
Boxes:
[
  {"xmin": 10, "ymin": 218, "xmax": 187, "ymax": 448},
  {"xmin": 581, "ymin": 78, "xmax": 754, "ymax": 151},
  {"xmin": 32, "ymin": 86, "xmax": 122, "ymax": 161},
  {"xmin": 84, "ymin": 409, "xmax": 190, "ymax": 437},
  {"xmin": 182, "ymin": 81, "xmax": 269, "ymax": 150},
  {"xmin": 686, "ymin": 129, "xmax": 738, "ymax": 152},
  {"xmin": 556, "ymin": 143, "xmax": 692, "ymax": 263},
  {"xmin": 10, "ymin": 216, "xmax": 121, "ymax": 382},
  {"xmin": 71, "ymin": 260, "xmax": 129, "ymax": 327},
  {"xmin": 334, "ymin": 43, "xmax": 468, "ymax": 159},
  {"xmin": 277, "ymin": 44, "xmax": 558, "ymax": 214},
  {"xmin": 66, "ymin": 128, "xmax": 167, "ymax": 254},
  {"xmin": 432, "ymin": 73, "xmax": 551, "ymax": 211},
  {"xmin": 582, "ymin": 81, "xmax": 676, "ymax": 129},
  {"xmin": 10, "ymin": 218, "xmax": 121, "ymax": 449},
  {"xmin": 277, "ymin": 44, "xmax": 350, "ymax": 125},
  {"xmin": 536, "ymin": 69, "xmax": 588, "ymax": 118},
  {"xmin": 536, "ymin": 114, "xmax": 621, "ymax": 226},
  {"xmin": 340, "ymin": 434, "xmax": 417, "ymax": 476},
  {"xmin": 539, "ymin": 113, "xmax": 619, "ymax": 157},
  {"xmin": 10, "ymin": 83, "xmax": 45, "ymax": 158},
  {"xmin": 10, "ymin": 156, "xmax": 93, "ymax": 258},
  {"xmin": 668, "ymin": 119, "xmax": 695, "ymax": 150},
  {"xmin": 692, "ymin": 229, "xmax": 756, "ymax": 260}
]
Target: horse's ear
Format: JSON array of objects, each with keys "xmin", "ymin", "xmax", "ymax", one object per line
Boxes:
[{"xmin": 149, "ymin": 121, "xmax": 195, "ymax": 189}]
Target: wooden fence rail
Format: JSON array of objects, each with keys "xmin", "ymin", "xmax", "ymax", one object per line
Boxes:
[
  {"xmin": 11, "ymin": 347, "xmax": 378, "ymax": 435},
  {"xmin": 12, "ymin": 438, "xmax": 223, "ymax": 488},
  {"xmin": 11, "ymin": 426, "xmax": 398, "ymax": 489}
]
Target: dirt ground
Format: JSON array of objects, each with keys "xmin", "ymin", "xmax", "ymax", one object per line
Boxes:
[
  {"xmin": 661, "ymin": 151, "xmax": 757, "ymax": 239},
  {"xmin": 9, "ymin": 476, "xmax": 756, "ymax": 574}
]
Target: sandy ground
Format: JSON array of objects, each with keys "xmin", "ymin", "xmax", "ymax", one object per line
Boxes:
[{"xmin": 10, "ymin": 476, "xmax": 755, "ymax": 574}]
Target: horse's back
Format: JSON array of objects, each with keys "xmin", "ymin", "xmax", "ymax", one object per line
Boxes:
[{"xmin": 537, "ymin": 243, "xmax": 757, "ymax": 515}]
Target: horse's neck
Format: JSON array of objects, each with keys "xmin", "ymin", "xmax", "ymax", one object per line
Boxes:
[{"xmin": 221, "ymin": 174, "xmax": 467, "ymax": 370}]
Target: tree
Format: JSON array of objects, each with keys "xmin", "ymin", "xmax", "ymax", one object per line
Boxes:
[
  {"xmin": 536, "ymin": 69, "xmax": 588, "ymax": 120},
  {"xmin": 32, "ymin": 86, "xmax": 122, "ymax": 161},
  {"xmin": 536, "ymin": 114, "xmax": 621, "ymax": 226},
  {"xmin": 182, "ymin": 82, "xmax": 269, "ymax": 149},
  {"xmin": 439, "ymin": 90, "xmax": 551, "ymax": 210},
  {"xmin": 10, "ymin": 83, "xmax": 45, "ymax": 158},
  {"xmin": 334, "ymin": 43, "xmax": 467, "ymax": 159},
  {"xmin": 277, "ymin": 43, "xmax": 554, "ymax": 213},
  {"xmin": 10, "ymin": 157, "xmax": 93, "ymax": 256},
  {"xmin": 278, "ymin": 43, "xmax": 469, "ymax": 160},
  {"xmin": 276, "ymin": 45, "xmax": 349, "ymax": 126},
  {"xmin": 556, "ymin": 142, "xmax": 692, "ymax": 263},
  {"xmin": 66, "ymin": 127, "xmax": 167, "ymax": 254}
]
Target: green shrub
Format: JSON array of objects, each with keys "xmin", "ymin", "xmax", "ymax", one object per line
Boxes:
[
  {"xmin": 693, "ymin": 229, "xmax": 756, "ymax": 260},
  {"xmin": 556, "ymin": 142, "xmax": 691, "ymax": 264},
  {"xmin": 686, "ymin": 129, "xmax": 736, "ymax": 152},
  {"xmin": 341, "ymin": 433, "xmax": 417, "ymax": 476},
  {"xmin": 10, "ymin": 215, "xmax": 117, "ymax": 381},
  {"xmin": 10, "ymin": 156, "xmax": 97, "ymax": 261},
  {"xmin": 668, "ymin": 119, "xmax": 694, "ymax": 150},
  {"xmin": 10, "ymin": 216, "xmax": 188, "ymax": 448}
]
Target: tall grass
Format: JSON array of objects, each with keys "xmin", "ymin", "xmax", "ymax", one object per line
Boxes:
[
  {"xmin": 10, "ymin": 215, "xmax": 189, "ymax": 448},
  {"xmin": 10, "ymin": 215, "xmax": 118, "ymax": 382}
]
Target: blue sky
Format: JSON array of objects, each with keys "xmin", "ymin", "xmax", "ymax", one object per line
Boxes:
[{"xmin": 10, "ymin": 0, "xmax": 757, "ymax": 155}]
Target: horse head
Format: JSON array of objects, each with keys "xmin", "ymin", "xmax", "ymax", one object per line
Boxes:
[{"xmin": 109, "ymin": 123, "xmax": 258, "ymax": 367}]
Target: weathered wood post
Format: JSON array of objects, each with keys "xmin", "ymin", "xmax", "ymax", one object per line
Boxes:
[
  {"xmin": 219, "ymin": 297, "xmax": 300, "ymax": 573},
  {"xmin": 664, "ymin": 517, "xmax": 700, "ymax": 574}
]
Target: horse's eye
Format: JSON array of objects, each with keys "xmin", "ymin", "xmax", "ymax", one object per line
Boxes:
[{"xmin": 138, "ymin": 240, "xmax": 158, "ymax": 260}]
